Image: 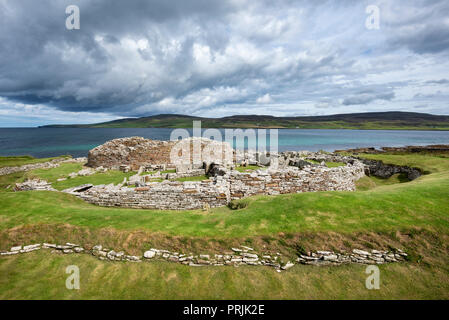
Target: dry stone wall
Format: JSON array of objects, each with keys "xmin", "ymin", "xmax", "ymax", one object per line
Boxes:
[
  {"xmin": 76, "ymin": 179, "xmax": 230, "ymax": 210},
  {"xmin": 14, "ymin": 179, "xmax": 56, "ymax": 191},
  {"xmin": 0, "ymin": 242, "xmax": 408, "ymax": 270},
  {"xmin": 361, "ymin": 159, "xmax": 422, "ymax": 180},
  {"xmin": 228, "ymin": 164, "xmax": 364, "ymax": 200},
  {"xmin": 0, "ymin": 157, "xmax": 86, "ymax": 176}
]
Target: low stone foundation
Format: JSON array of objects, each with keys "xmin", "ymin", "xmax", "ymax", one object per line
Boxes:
[
  {"xmin": 228, "ymin": 164, "xmax": 364, "ymax": 200},
  {"xmin": 0, "ymin": 243, "xmax": 408, "ymax": 271},
  {"xmin": 0, "ymin": 157, "xmax": 86, "ymax": 176},
  {"xmin": 14, "ymin": 179, "xmax": 56, "ymax": 192}
]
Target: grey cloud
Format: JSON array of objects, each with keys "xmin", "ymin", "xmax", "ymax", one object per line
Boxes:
[
  {"xmin": 385, "ymin": 0, "xmax": 449, "ymax": 55},
  {"xmin": 390, "ymin": 24, "xmax": 449, "ymax": 54},
  {"xmin": 426, "ymin": 79, "xmax": 449, "ymax": 84},
  {"xmin": 0, "ymin": 0, "xmax": 449, "ymax": 124},
  {"xmin": 342, "ymin": 92, "xmax": 395, "ymax": 106},
  {"xmin": 413, "ymin": 91, "xmax": 448, "ymax": 99}
]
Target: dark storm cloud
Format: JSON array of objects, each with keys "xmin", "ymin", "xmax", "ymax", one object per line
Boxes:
[
  {"xmin": 0, "ymin": 0, "xmax": 239, "ymax": 113},
  {"xmin": 1, "ymin": 0, "xmax": 449, "ymax": 124},
  {"xmin": 389, "ymin": 24, "xmax": 449, "ymax": 54},
  {"xmin": 426, "ymin": 79, "xmax": 449, "ymax": 85}
]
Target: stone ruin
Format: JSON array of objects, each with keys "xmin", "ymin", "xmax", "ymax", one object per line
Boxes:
[
  {"xmin": 11, "ymin": 137, "xmax": 371, "ymax": 210},
  {"xmin": 87, "ymin": 137, "xmax": 175, "ymax": 170},
  {"xmin": 87, "ymin": 136, "xmax": 234, "ymax": 171},
  {"xmin": 74, "ymin": 161, "xmax": 365, "ymax": 210},
  {"xmin": 64, "ymin": 137, "xmax": 367, "ymax": 210}
]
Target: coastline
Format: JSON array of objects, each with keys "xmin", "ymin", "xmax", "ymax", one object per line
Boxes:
[
  {"xmin": 2, "ymin": 126, "xmax": 449, "ymax": 160},
  {"xmin": 36, "ymin": 126, "xmax": 449, "ymax": 131}
]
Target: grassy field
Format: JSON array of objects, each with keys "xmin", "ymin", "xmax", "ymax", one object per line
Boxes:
[
  {"xmin": 0, "ymin": 152, "xmax": 448, "ymax": 299},
  {"xmin": 0, "ymin": 155, "xmax": 69, "ymax": 168},
  {"xmin": 355, "ymin": 174, "xmax": 410, "ymax": 191},
  {"xmin": 1, "ymin": 250, "xmax": 448, "ymax": 300}
]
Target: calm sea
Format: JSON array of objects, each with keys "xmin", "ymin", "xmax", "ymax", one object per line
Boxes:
[{"xmin": 0, "ymin": 128, "xmax": 448, "ymax": 158}]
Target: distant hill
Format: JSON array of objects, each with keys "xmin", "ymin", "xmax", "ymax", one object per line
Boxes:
[{"xmin": 39, "ymin": 111, "xmax": 449, "ymax": 130}]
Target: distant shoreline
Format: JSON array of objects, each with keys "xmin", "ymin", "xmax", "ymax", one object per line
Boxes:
[
  {"xmin": 35, "ymin": 111, "xmax": 449, "ymax": 131},
  {"xmin": 0, "ymin": 126, "xmax": 449, "ymax": 131},
  {"xmin": 33, "ymin": 126, "xmax": 449, "ymax": 131}
]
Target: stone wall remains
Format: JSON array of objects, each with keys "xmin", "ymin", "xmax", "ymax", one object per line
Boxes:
[
  {"xmin": 360, "ymin": 159, "xmax": 422, "ymax": 180},
  {"xmin": 228, "ymin": 164, "xmax": 364, "ymax": 200},
  {"xmin": 76, "ymin": 179, "xmax": 230, "ymax": 210},
  {"xmin": 1, "ymin": 243, "xmax": 408, "ymax": 270},
  {"xmin": 0, "ymin": 157, "xmax": 86, "ymax": 176},
  {"xmin": 73, "ymin": 161, "xmax": 365, "ymax": 210},
  {"xmin": 87, "ymin": 137, "xmax": 176, "ymax": 170}
]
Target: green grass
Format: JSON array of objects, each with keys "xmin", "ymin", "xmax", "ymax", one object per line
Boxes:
[
  {"xmin": 325, "ymin": 162, "xmax": 346, "ymax": 168},
  {"xmin": 0, "ymin": 163, "xmax": 85, "ymax": 192},
  {"xmin": 0, "ymin": 155, "xmax": 69, "ymax": 168},
  {"xmin": 141, "ymin": 171, "xmax": 156, "ymax": 176},
  {"xmin": 26, "ymin": 163, "xmax": 84, "ymax": 183},
  {"xmin": 174, "ymin": 175, "xmax": 209, "ymax": 182},
  {"xmin": 52, "ymin": 171, "xmax": 137, "ymax": 191},
  {"xmin": 0, "ymin": 163, "xmax": 136, "ymax": 192},
  {"xmin": 235, "ymin": 165, "xmax": 261, "ymax": 172},
  {"xmin": 0, "ymin": 172, "xmax": 27, "ymax": 191},
  {"xmin": 25, "ymin": 163, "xmax": 136, "ymax": 191},
  {"xmin": 354, "ymin": 153, "xmax": 449, "ymax": 174},
  {"xmin": 356, "ymin": 173, "xmax": 410, "ymax": 191},
  {"xmin": 1, "ymin": 250, "xmax": 448, "ymax": 299}
]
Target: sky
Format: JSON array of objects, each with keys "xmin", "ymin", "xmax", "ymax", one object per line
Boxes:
[{"xmin": 0, "ymin": 0, "xmax": 449, "ymax": 127}]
